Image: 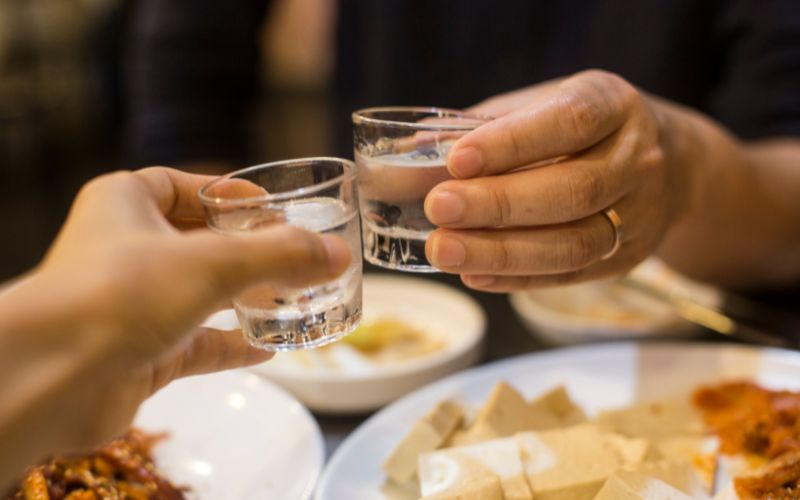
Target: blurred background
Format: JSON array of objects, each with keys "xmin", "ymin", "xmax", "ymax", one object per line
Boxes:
[{"xmin": 0, "ymin": 0, "xmax": 337, "ymax": 280}]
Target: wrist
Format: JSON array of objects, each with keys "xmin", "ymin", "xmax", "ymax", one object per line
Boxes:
[{"xmin": 648, "ymin": 98, "xmax": 707, "ymax": 230}]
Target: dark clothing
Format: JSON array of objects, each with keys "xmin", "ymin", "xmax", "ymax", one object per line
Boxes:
[{"xmin": 125, "ymin": 0, "xmax": 800, "ymax": 165}]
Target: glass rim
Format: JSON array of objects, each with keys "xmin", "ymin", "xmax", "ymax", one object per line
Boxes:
[
  {"xmin": 198, "ymin": 156, "xmax": 355, "ymax": 206},
  {"xmin": 351, "ymin": 106, "xmax": 492, "ymax": 130}
]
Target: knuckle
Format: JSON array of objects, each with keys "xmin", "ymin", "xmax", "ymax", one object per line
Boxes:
[
  {"xmin": 490, "ymin": 239, "xmax": 514, "ymax": 273},
  {"xmin": 77, "ymin": 170, "xmax": 135, "ymax": 201},
  {"xmin": 565, "ymin": 170, "xmax": 606, "ymax": 216},
  {"xmin": 639, "ymin": 145, "xmax": 666, "ymax": 173},
  {"xmin": 558, "ymin": 228, "xmax": 597, "ymax": 270},
  {"xmin": 578, "ymin": 69, "xmax": 636, "ymax": 99},
  {"xmin": 556, "ymin": 91, "xmax": 603, "ymax": 144},
  {"xmin": 489, "ymin": 185, "xmax": 514, "ymax": 226},
  {"xmin": 501, "ymin": 122, "xmax": 527, "ymax": 165}
]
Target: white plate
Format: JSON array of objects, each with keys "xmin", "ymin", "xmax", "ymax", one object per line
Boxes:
[
  {"xmin": 316, "ymin": 341, "xmax": 800, "ymax": 500},
  {"xmin": 228, "ymin": 274, "xmax": 486, "ymax": 414},
  {"xmin": 134, "ymin": 370, "xmax": 324, "ymax": 500}
]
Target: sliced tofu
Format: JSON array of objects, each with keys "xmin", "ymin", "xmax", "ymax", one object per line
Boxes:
[
  {"xmin": 604, "ymin": 433, "xmax": 655, "ymax": 464},
  {"xmin": 529, "ymin": 385, "xmax": 588, "ymax": 426},
  {"xmin": 595, "ymin": 399, "xmax": 716, "ymax": 494},
  {"xmin": 629, "ymin": 459, "xmax": 710, "ymax": 499},
  {"xmin": 593, "ymin": 470, "xmax": 693, "ymax": 500},
  {"xmin": 453, "ymin": 382, "xmax": 562, "ymax": 446},
  {"xmin": 595, "ymin": 399, "xmax": 704, "ymax": 441},
  {"xmin": 516, "ymin": 424, "xmax": 627, "ymax": 500},
  {"xmin": 384, "ymin": 401, "xmax": 464, "ymax": 484},
  {"xmin": 419, "ymin": 437, "xmax": 532, "ymax": 500},
  {"xmin": 654, "ymin": 435, "xmax": 718, "ymax": 493},
  {"xmin": 419, "ymin": 476, "xmax": 504, "ymax": 500}
]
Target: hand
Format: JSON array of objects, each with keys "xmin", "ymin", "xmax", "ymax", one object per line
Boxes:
[
  {"xmin": 424, "ymin": 70, "xmax": 684, "ymax": 291},
  {"xmin": 0, "ymin": 168, "xmax": 350, "ymax": 471}
]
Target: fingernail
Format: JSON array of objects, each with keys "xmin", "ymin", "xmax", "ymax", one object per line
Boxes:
[
  {"xmin": 466, "ymin": 275, "xmax": 496, "ymax": 288},
  {"xmin": 432, "ymin": 236, "xmax": 467, "ymax": 268},
  {"xmin": 449, "ymin": 146, "xmax": 484, "ymax": 178},
  {"xmin": 426, "ymin": 190, "xmax": 465, "ymax": 225},
  {"xmin": 321, "ymin": 235, "xmax": 351, "ymax": 274}
]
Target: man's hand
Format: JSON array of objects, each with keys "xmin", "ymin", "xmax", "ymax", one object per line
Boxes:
[{"xmin": 425, "ymin": 70, "xmax": 682, "ymax": 291}]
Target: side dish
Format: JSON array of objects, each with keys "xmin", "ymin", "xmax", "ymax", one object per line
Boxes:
[
  {"xmin": 384, "ymin": 380, "xmax": 800, "ymax": 499},
  {"xmin": 6, "ymin": 429, "xmax": 186, "ymax": 500}
]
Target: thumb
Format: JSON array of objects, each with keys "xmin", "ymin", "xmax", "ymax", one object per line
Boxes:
[
  {"xmin": 182, "ymin": 224, "xmax": 352, "ymax": 300},
  {"xmin": 148, "ymin": 327, "xmax": 275, "ymax": 394}
]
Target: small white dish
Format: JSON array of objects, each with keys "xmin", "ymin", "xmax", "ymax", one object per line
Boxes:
[
  {"xmin": 315, "ymin": 342, "xmax": 800, "ymax": 500},
  {"xmin": 509, "ymin": 258, "xmax": 718, "ymax": 345},
  {"xmin": 209, "ymin": 274, "xmax": 486, "ymax": 414},
  {"xmin": 134, "ymin": 370, "xmax": 324, "ymax": 500}
]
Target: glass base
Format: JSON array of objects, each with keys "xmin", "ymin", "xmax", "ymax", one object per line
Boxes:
[
  {"xmin": 364, "ymin": 254, "xmax": 439, "ymax": 273},
  {"xmin": 237, "ymin": 307, "xmax": 362, "ymax": 352}
]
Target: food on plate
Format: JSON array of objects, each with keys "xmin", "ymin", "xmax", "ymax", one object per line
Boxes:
[
  {"xmin": 693, "ymin": 381, "xmax": 800, "ymax": 498},
  {"xmin": 341, "ymin": 317, "xmax": 445, "ymax": 359},
  {"xmin": 419, "ymin": 437, "xmax": 530, "ymax": 500},
  {"xmin": 5, "ymin": 429, "xmax": 185, "ymax": 500},
  {"xmin": 515, "ymin": 424, "xmax": 653, "ymax": 499},
  {"xmin": 382, "ymin": 379, "xmax": 800, "ymax": 499},
  {"xmin": 384, "ymin": 379, "xmax": 800, "ymax": 498},
  {"xmin": 447, "ymin": 384, "xmax": 586, "ymax": 447},
  {"xmin": 693, "ymin": 381, "xmax": 800, "ymax": 460},
  {"xmin": 384, "ymin": 401, "xmax": 464, "ymax": 484},
  {"xmin": 596, "ymin": 399, "xmax": 716, "ymax": 491},
  {"xmin": 281, "ymin": 316, "xmax": 447, "ymax": 373},
  {"xmin": 593, "ymin": 470, "xmax": 692, "ymax": 500},
  {"xmin": 732, "ymin": 450, "xmax": 800, "ymax": 499}
]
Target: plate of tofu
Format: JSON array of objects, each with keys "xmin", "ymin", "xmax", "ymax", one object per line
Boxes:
[{"xmin": 315, "ymin": 341, "xmax": 800, "ymax": 499}]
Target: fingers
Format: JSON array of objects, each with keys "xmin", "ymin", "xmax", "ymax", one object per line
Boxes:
[
  {"xmin": 460, "ymin": 262, "xmax": 620, "ymax": 293},
  {"xmin": 426, "ymin": 213, "xmax": 617, "ymax": 276},
  {"xmin": 182, "ymin": 224, "xmax": 352, "ymax": 299},
  {"xmin": 466, "ymin": 78, "xmax": 562, "ymax": 117},
  {"xmin": 149, "ymin": 327, "xmax": 274, "ymax": 392},
  {"xmin": 426, "ymin": 153, "xmax": 629, "ymax": 228},
  {"xmin": 201, "ymin": 177, "xmax": 268, "ymax": 200},
  {"xmin": 133, "ymin": 167, "xmax": 218, "ymax": 220},
  {"xmin": 448, "ymin": 70, "xmax": 637, "ymax": 178}
]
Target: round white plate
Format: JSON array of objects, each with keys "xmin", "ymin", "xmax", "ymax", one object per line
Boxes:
[
  {"xmin": 134, "ymin": 370, "xmax": 324, "ymax": 500},
  {"xmin": 316, "ymin": 341, "xmax": 800, "ymax": 500},
  {"xmin": 215, "ymin": 274, "xmax": 486, "ymax": 414}
]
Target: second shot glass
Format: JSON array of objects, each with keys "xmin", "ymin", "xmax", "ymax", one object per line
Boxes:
[{"xmin": 352, "ymin": 107, "xmax": 490, "ymax": 273}]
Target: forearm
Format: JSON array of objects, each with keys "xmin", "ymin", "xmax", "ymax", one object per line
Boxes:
[
  {"xmin": 0, "ymin": 274, "xmax": 120, "ymax": 490},
  {"xmin": 656, "ymin": 100, "xmax": 800, "ymax": 289}
]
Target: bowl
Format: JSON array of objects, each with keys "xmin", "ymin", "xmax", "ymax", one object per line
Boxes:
[
  {"xmin": 205, "ymin": 274, "xmax": 486, "ymax": 414},
  {"xmin": 509, "ymin": 259, "xmax": 718, "ymax": 345}
]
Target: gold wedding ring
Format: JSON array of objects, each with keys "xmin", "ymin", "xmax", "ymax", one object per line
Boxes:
[{"xmin": 601, "ymin": 208, "xmax": 623, "ymax": 260}]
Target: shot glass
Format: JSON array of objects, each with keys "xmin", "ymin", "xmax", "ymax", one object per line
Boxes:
[
  {"xmin": 199, "ymin": 157, "xmax": 363, "ymax": 351},
  {"xmin": 352, "ymin": 107, "xmax": 490, "ymax": 272}
]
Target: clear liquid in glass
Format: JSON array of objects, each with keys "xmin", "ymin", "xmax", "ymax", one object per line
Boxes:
[
  {"xmin": 356, "ymin": 141, "xmax": 453, "ymax": 272},
  {"xmin": 221, "ymin": 197, "xmax": 363, "ymax": 350}
]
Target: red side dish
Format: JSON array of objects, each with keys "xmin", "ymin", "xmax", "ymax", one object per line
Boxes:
[
  {"xmin": 5, "ymin": 429, "xmax": 187, "ymax": 500},
  {"xmin": 694, "ymin": 381, "xmax": 800, "ymax": 499}
]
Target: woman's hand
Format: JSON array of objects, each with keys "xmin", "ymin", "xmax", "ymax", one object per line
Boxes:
[
  {"xmin": 0, "ymin": 167, "xmax": 350, "ymax": 485},
  {"xmin": 425, "ymin": 70, "xmax": 687, "ymax": 291}
]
